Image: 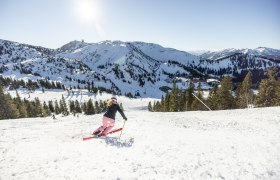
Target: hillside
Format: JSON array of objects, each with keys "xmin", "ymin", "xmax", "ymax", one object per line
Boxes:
[
  {"xmin": 1, "ymin": 39, "xmax": 280, "ymax": 98},
  {"xmin": 0, "ymin": 90, "xmax": 279, "ymax": 179}
]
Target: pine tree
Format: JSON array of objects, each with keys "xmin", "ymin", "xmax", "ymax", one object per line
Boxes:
[
  {"xmin": 60, "ymin": 95, "xmax": 69, "ymax": 116},
  {"xmin": 85, "ymin": 99, "xmax": 95, "ymax": 115},
  {"xmin": 185, "ymin": 81, "xmax": 194, "ymax": 111},
  {"xmin": 178, "ymin": 89, "xmax": 186, "ymax": 112},
  {"xmin": 256, "ymin": 68, "xmax": 279, "ymax": 107},
  {"xmin": 174, "ymin": 84, "xmax": 180, "ymax": 111},
  {"xmin": 74, "ymin": 100, "xmax": 82, "ymax": 113},
  {"xmin": 169, "ymin": 82, "xmax": 179, "ymax": 112},
  {"xmin": 160, "ymin": 96, "xmax": 165, "ymax": 112},
  {"xmin": 152, "ymin": 101, "xmax": 156, "ymax": 112},
  {"xmin": 48, "ymin": 100, "xmax": 55, "ymax": 113},
  {"xmin": 14, "ymin": 91, "xmax": 27, "ymax": 118},
  {"xmin": 54, "ymin": 100, "xmax": 60, "ymax": 115},
  {"xmin": 164, "ymin": 93, "xmax": 170, "ymax": 112},
  {"xmin": 59, "ymin": 99, "xmax": 65, "ymax": 114},
  {"xmin": 43, "ymin": 101, "xmax": 51, "ymax": 116},
  {"xmin": 237, "ymin": 72, "xmax": 254, "ymax": 108},
  {"xmin": 206, "ymin": 84, "xmax": 219, "ymax": 110},
  {"xmin": 276, "ymin": 79, "xmax": 280, "ymax": 106},
  {"xmin": 69, "ymin": 100, "xmax": 75, "ymax": 113},
  {"xmin": 216, "ymin": 76, "xmax": 236, "ymax": 110},
  {"xmin": 154, "ymin": 101, "xmax": 161, "ymax": 112},
  {"xmin": 82, "ymin": 102, "xmax": 87, "ymax": 113},
  {"xmin": 0, "ymin": 85, "xmax": 19, "ymax": 120},
  {"xmin": 34, "ymin": 97, "xmax": 44, "ymax": 117},
  {"xmin": 25, "ymin": 100, "xmax": 36, "ymax": 117},
  {"xmin": 95, "ymin": 101, "xmax": 101, "ymax": 113}
]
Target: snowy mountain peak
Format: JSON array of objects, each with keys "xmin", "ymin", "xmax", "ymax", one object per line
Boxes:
[
  {"xmin": 98, "ymin": 40, "xmax": 127, "ymax": 46},
  {"xmin": 58, "ymin": 40, "xmax": 89, "ymax": 53}
]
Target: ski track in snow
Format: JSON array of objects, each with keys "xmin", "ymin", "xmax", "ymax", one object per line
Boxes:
[{"xmin": 1, "ymin": 92, "xmax": 280, "ymax": 179}]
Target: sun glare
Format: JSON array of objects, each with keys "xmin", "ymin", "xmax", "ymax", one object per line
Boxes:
[{"xmin": 73, "ymin": 0, "xmax": 100, "ymax": 24}]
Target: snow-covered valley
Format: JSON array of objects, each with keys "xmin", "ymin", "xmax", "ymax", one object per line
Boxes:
[{"xmin": 1, "ymin": 90, "xmax": 280, "ymax": 179}]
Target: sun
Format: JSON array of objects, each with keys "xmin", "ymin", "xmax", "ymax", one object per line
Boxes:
[{"xmin": 73, "ymin": 0, "xmax": 100, "ymax": 24}]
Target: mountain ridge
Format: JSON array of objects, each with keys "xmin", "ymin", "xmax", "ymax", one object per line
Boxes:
[{"xmin": 1, "ymin": 39, "xmax": 280, "ymax": 98}]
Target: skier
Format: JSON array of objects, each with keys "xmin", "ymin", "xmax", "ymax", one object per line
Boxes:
[{"xmin": 92, "ymin": 97, "xmax": 127, "ymax": 137}]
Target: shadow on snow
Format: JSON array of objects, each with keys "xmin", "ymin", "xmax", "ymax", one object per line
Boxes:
[{"xmin": 104, "ymin": 137, "xmax": 134, "ymax": 148}]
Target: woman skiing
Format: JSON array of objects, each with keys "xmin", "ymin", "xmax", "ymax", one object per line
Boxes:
[{"xmin": 92, "ymin": 97, "xmax": 127, "ymax": 137}]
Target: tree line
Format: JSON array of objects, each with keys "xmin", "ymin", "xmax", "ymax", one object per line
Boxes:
[
  {"xmin": 50, "ymin": 96, "xmax": 112, "ymax": 116},
  {"xmin": 0, "ymin": 86, "xmax": 51, "ymax": 120},
  {"xmin": 149, "ymin": 68, "xmax": 280, "ymax": 112},
  {"xmin": 0, "ymin": 84, "xmax": 122, "ymax": 120},
  {"xmin": 0, "ymin": 76, "xmax": 132, "ymax": 98},
  {"xmin": 0, "ymin": 76, "xmax": 65, "ymax": 91}
]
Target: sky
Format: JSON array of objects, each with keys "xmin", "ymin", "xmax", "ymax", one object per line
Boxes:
[{"xmin": 0, "ymin": 0, "xmax": 279, "ymax": 51}]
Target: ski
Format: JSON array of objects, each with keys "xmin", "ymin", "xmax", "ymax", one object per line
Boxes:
[
  {"xmin": 82, "ymin": 128, "xmax": 123, "ymax": 141},
  {"xmin": 107, "ymin": 128, "xmax": 123, "ymax": 134},
  {"xmin": 82, "ymin": 136, "xmax": 97, "ymax": 141}
]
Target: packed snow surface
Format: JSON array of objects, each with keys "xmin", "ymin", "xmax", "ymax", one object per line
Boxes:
[{"xmin": 1, "ymin": 90, "xmax": 280, "ymax": 179}]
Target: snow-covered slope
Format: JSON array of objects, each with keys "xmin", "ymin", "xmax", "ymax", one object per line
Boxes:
[
  {"xmin": 0, "ymin": 39, "xmax": 119, "ymax": 93},
  {"xmin": 0, "ymin": 90, "xmax": 280, "ymax": 179},
  {"xmin": 1, "ymin": 39, "xmax": 280, "ymax": 98},
  {"xmin": 195, "ymin": 47, "xmax": 280, "ymax": 82},
  {"xmin": 200, "ymin": 47, "xmax": 280, "ymax": 61}
]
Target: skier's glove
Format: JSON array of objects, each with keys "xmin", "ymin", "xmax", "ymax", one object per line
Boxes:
[{"xmin": 124, "ymin": 118, "xmax": 127, "ymax": 121}]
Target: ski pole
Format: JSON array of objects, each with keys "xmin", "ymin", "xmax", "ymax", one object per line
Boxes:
[
  {"xmin": 192, "ymin": 93, "xmax": 212, "ymax": 111},
  {"xmin": 119, "ymin": 121, "xmax": 126, "ymax": 140}
]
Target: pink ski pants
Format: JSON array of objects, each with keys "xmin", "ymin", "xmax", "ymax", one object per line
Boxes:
[{"xmin": 93, "ymin": 116, "xmax": 115, "ymax": 136}]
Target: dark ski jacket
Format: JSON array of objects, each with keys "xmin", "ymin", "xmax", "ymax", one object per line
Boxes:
[{"xmin": 102, "ymin": 103, "xmax": 127, "ymax": 120}]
